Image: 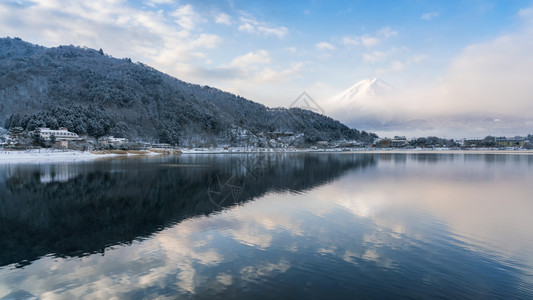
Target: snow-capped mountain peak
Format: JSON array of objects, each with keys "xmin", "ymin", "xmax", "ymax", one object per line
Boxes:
[{"xmin": 328, "ymin": 77, "xmax": 392, "ymax": 105}]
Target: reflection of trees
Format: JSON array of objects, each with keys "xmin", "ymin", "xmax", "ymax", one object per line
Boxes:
[{"xmin": 0, "ymin": 153, "xmax": 376, "ymax": 267}]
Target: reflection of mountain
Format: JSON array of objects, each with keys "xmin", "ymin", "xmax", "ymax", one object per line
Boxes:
[{"xmin": 0, "ymin": 154, "xmax": 376, "ymax": 267}]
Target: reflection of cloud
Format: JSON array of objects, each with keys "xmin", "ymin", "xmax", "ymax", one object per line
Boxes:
[
  {"xmin": 2, "ymin": 155, "xmax": 532, "ymax": 297},
  {"xmin": 318, "ymin": 246, "xmax": 337, "ymax": 255},
  {"xmin": 408, "ymin": 180, "xmax": 533, "ymax": 258},
  {"xmin": 362, "ymin": 249, "xmax": 379, "ymax": 261},
  {"xmin": 216, "ymin": 273, "xmax": 233, "ymax": 286},
  {"xmin": 135, "ymin": 226, "xmax": 225, "ymax": 294},
  {"xmin": 240, "ymin": 258, "xmax": 290, "ymax": 282},
  {"xmin": 342, "ymin": 250, "xmax": 361, "ymax": 264},
  {"xmin": 303, "ymin": 154, "xmax": 533, "ymax": 276},
  {"xmin": 229, "ymin": 225, "xmax": 273, "ymax": 248},
  {"xmin": 333, "ymin": 157, "xmax": 533, "ymax": 265},
  {"xmin": 336, "ymin": 197, "xmax": 373, "ymax": 218}
]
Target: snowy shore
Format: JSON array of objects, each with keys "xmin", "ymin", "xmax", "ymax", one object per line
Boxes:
[
  {"xmin": 0, "ymin": 149, "xmax": 168, "ymax": 164},
  {"xmin": 0, "ymin": 149, "xmax": 117, "ymax": 164},
  {"xmin": 1, "ymin": 147, "xmax": 532, "ymax": 164},
  {"xmin": 180, "ymin": 147, "xmax": 533, "ymax": 154}
]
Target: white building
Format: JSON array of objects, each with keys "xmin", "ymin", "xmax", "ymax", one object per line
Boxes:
[
  {"xmin": 391, "ymin": 136, "xmax": 408, "ymax": 147},
  {"xmin": 99, "ymin": 136, "xmax": 129, "ymax": 145},
  {"xmin": 38, "ymin": 128, "xmax": 79, "ymax": 141}
]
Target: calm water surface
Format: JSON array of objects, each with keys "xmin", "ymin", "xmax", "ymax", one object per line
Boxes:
[{"xmin": 0, "ymin": 152, "xmax": 532, "ymax": 299}]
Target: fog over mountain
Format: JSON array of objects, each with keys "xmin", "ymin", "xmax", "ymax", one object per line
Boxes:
[
  {"xmin": 0, "ymin": 37, "xmax": 376, "ymax": 146},
  {"xmin": 329, "ymin": 78, "xmax": 392, "ymax": 103},
  {"xmin": 325, "ymin": 76, "xmax": 533, "ymax": 138},
  {"xmin": 324, "ymin": 78, "xmax": 395, "ymax": 131}
]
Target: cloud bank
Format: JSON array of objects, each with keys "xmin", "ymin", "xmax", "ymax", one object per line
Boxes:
[{"xmin": 327, "ymin": 11, "xmax": 533, "ymax": 137}]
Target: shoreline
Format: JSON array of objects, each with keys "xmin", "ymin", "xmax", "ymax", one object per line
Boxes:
[
  {"xmin": 1, "ymin": 147, "xmax": 532, "ymax": 164},
  {"xmin": 0, "ymin": 149, "xmax": 172, "ymax": 164},
  {"xmin": 179, "ymin": 147, "xmax": 533, "ymax": 155}
]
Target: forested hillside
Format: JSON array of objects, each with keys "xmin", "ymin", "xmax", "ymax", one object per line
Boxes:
[{"xmin": 0, "ymin": 37, "xmax": 376, "ymax": 146}]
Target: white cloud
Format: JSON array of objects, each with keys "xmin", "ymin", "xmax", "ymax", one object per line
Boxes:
[
  {"xmin": 426, "ymin": 31, "xmax": 533, "ymax": 117},
  {"xmin": 171, "ymin": 4, "xmax": 199, "ymax": 31},
  {"xmin": 0, "ymin": 0, "xmax": 224, "ymax": 86},
  {"xmin": 376, "ymin": 26, "xmax": 397, "ymax": 38},
  {"xmin": 254, "ymin": 62, "xmax": 305, "ymax": 84},
  {"xmin": 171, "ymin": 58, "xmax": 306, "ymax": 90},
  {"xmin": 238, "ymin": 22, "xmax": 255, "ymax": 33},
  {"xmin": 360, "ymin": 36, "xmax": 380, "ymax": 47},
  {"xmin": 315, "ymin": 42, "xmax": 336, "ymax": 50},
  {"xmin": 149, "ymin": 0, "xmax": 174, "ymax": 4},
  {"xmin": 342, "ymin": 26, "xmax": 397, "ymax": 48},
  {"xmin": 410, "ymin": 54, "xmax": 428, "ymax": 63},
  {"xmin": 238, "ymin": 17, "xmax": 288, "ymax": 39},
  {"xmin": 374, "ymin": 53, "xmax": 427, "ymax": 74},
  {"xmin": 329, "ymin": 17, "xmax": 533, "ymax": 137},
  {"xmin": 421, "ymin": 12, "xmax": 439, "ymax": 21},
  {"xmin": 171, "ymin": 50, "xmax": 305, "ymax": 89},
  {"xmin": 361, "ymin": 47, "xmax": 426, "ymax": 73},
  {"xmin": 188, "ymin": 33, "xmax": 221, "ymax": 49},
  {"xmin": 363, "ymin": 50, "xmax": 389, "ymax": 63},
  {"xmin": 230, "ymin": 50, "xmax": 271, "ymax": 69},
  {"xmin": 258, "ymin": 26, "xmax": 289, "ymax": 38},
  {"xmin": 518, "ymin": 7, "xmax": 533, "ymax": 18},
  {"xmin": 342, "ymin": 36, "xmax": 361, "ymax": 46},
  {"xmin": 389, "ymin": 60, "xmax": 404, "ymax": 71},
  {"xmin": 215, "ymin": 12, "xmax": 232, "ymax": 25},
  {"xmin": 144, "ymin": 0, "xmax": 174, "ymax": 7},
  {"xmin": 284, "ymin": 46, "xmax": 297, "ymax": 53}
]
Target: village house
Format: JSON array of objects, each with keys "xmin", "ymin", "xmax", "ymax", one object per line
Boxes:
[
  {"xmin": 39, "ymin": 127, "xmax": 79, "ymax": 141},
  {"xmin": 99, "ymin": 136, "xmax": 129, "ymax": 146},
  {"xmin": 37, "ymin": 128, "xmax": 80, "ymax": 149},
  {"xmin": 495, "ymin": 137, "xmax": 526, "ymax": 148},
  {"xmin": 463, "ymin": 138, "xmax": 483, "ymax": 147},
  {"xmin": 152, "ymin": 143, "xmax": 172, "ymax": 149},
  {"xmin": 373, "ymin": 138, "xmax": 391, "ymax": 148},
  {"xmin": 391, "ymin": 136, "xmax": 408, "ymax": 148}
]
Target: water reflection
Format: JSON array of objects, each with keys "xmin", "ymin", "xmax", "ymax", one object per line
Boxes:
[
  {"xmin": 0, "ymin": 152, "xmax": 532, "ymax": 299},
  {"xmin": 0, "ymin": 153, "xmax": 375, "ymax": 268}
]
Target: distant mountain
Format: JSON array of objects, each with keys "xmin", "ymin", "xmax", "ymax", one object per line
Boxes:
[
  {"xmin": 327, "ymin": 78, "xmax": 392, "ymax": 106},
  {"xmin": 0, "ymin": 37, "xmax": 376, "ymax": 146},
  {"xmin": 323, "ymin": 78, "xmax": 398, "ymax": 131}
]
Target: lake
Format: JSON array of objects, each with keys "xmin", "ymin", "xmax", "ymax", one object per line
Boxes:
[{"xmin": 0, "ymin": 152, "xmax": 532, "ymax": 299}]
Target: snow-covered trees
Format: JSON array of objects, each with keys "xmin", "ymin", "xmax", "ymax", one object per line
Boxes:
[
  {"xmin": 0, "ymin": 37, "xmax": 377, "ymax": 146},
  {"xmin": 4, "ymin": 105, "xmax": 115, "ymax": 138}
]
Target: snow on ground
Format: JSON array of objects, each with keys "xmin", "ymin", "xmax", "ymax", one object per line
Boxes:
[
  {"xmin": 1, "ymin": 147, "xmax": 531, "ymax": 164},
  {"xmin": 0, "ymin": 149, "xmax": 166, "ymax": 164},
  {"xmin": 0, "ymin": 149, "xmax": 114, "ymax": 164}
]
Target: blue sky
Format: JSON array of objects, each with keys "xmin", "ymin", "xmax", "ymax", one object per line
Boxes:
[{"xmin": 1, "ymin": 0, "xmax": 532, "ymax": 137}]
